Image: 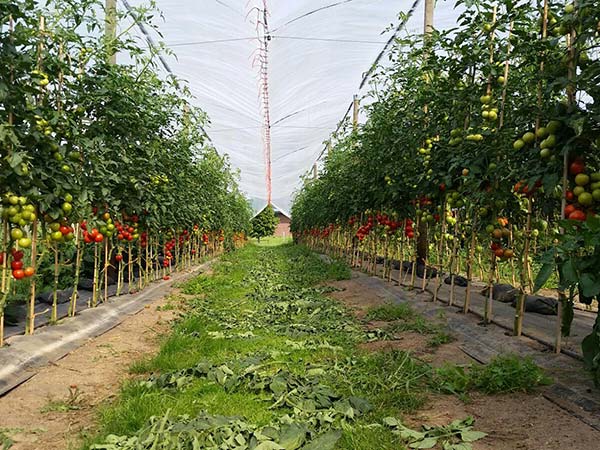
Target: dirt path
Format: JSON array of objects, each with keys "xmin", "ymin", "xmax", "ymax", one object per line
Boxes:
[
  {"xmin": 327, "ymin": 274, "xmax": 600, "ymax": 450},
  {"xmin": 0, "ymin": 292, "xmax": 185, "ymax": 450}
]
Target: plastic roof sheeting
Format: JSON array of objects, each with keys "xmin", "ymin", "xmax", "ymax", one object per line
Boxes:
[{"xmin": 123, "ymin": 1, "xmax": 464, "ymax": 215}]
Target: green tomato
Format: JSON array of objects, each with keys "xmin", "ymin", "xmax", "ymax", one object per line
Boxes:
[
  {"xmin": 18, "ymin": 237, "xmax": 32, "ymax": 248},
  {"xmin": 536, "ymin": 127, "xmax": 548, "ymax": 139},
  {"xmin": 579, "ymin": 192, "xmax": 593, "ymax": 207},
  {"xmin": 575, "ymin": 173, "xmax": 590, "ymax": 186},
  {"xmin": 10, "ymin": 228, "xmax": 24, "ymax": 240},
  {"xmin": 62, "ymin": 202, "xmax": 73, "ymax": 214},
  {"xmin": 522, "ymin": 132, "xmax": 535, "ymax": 144}
]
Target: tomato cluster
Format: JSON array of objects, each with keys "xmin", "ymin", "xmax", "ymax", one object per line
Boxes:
[
  {"xmin": 9, "ymin": 249, "xmax": 34, "ymax": 280},
  {"xmin": 487, "ymin": 217, "xmax": 514, "ymax": 260},
  {"xmin": 2, "ymin": 194, "xmax": 37, "ymax": 249},
  {"xmin": 564, "ymin": 158, "xmax": 600, "ymax": 221}
]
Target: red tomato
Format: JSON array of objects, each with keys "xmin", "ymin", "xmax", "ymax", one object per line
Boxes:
[
  {"xmin": 163, "ymin": 275, "xmax": 170, "ymax": 280},
  {"xmin": 11, "ymin": 260, "xmax": 23, "ymax": 270},
  {"xmin": 569, "ymin": 159, "xmax": 585, "ymax": 176},
  {"xmin": 91, "ymin": 228, "xmax": 99, "ymax": 237},
  {"xmin": 12, "ymin": 269, "xmax": 25, "ymax": 280},
  {"xmin": 94, "ymin": 233, "xmax": 104, "ymax": 242},
  {"xmin": 494, "ymin": 248, "xmax": 505, "ymax": 258},
  {"xmin": 566, "ymin": 191, "xmax": 575, "ymax": 202},
  {"xmin": 569, "ymin": 210, "xmax": 586, "ymax": 221},
  {"xmin": 115, "ymin": 254, "xmax": 123, "ymax": 262},
  {"xmin": 60, "ymin": 225, "xmax": 70, "ymax": 235},
  {"xmin": 564, "ymin": 204, "xmax": 577, "ymax": 217}
]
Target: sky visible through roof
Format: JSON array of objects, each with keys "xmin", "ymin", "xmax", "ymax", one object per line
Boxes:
[{"xmin": 122, "ymin": 0, "xmax": 463, "ymax": 215}]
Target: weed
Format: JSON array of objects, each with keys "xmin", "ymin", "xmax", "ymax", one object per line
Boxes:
[
  {"xmin": 433, "ymin": 354, "xmax": 551, "ymax": 396},
  {"xmin": 365, "ymin": 302, "xmax": 415, "ymax": 321},
  {"xmin": 41, "ymin": 385, "xmax": 84, "ymax": 413},
  {"xmin": 427, "ymin": 331, "xmax": 454, "ymax": 348}
]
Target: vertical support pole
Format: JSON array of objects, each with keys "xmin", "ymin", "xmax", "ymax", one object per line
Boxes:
[
  {"xmin": 424, "ymin": 0, "xmax": 434, "ymax": 35},
  {"xmin": 105, "ymin": 0, "xmax": 117, "ymax": 65},
  {"xmin": 352, "ymin": 95, "xmax": 359, "ymax": 129}
]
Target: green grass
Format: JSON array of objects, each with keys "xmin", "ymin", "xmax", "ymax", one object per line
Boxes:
[{"xmin": 84, "ymin": 242, "xmax": 547, "ymax": 450}]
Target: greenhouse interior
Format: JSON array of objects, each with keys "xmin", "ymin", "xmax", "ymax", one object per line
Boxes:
[{"xmin": 1, "ymin": 0, "xmax": 600, "ymax": 449}]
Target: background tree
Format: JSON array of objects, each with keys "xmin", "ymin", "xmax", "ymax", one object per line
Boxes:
[{"xmin": 250, "ymin": 205, "xmax": 279, "ymax": 242}]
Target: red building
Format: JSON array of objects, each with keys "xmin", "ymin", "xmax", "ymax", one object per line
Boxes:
[{"xmin": 274, "ymin": 209, "xmax": 291, "ymax": 238}]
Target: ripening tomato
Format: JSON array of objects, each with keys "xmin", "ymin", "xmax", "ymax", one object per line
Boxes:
[
  {"xmin": 564, "ymin": 204, "xmax": 577, "ymax": 217},
  {"xmin": 569, "ymin": 210, "xmax": 586, "ymax": 221},
  {"xmin": 569, "ymin": 159, "xmax": 585, "ymax": 176},
  {"xmin": 12, "ymin": 269, "xmax": 25, "ymax": 280},
  {"xmin": 24, "ymin": 267, "xmax": 35, "ymax": 277},
  {"xmin": 494, "ymin": 248, "xmax": 505, "ymax": 258}
]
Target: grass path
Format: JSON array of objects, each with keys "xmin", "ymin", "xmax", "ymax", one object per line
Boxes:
[{"xmin": 84, "ymin": 243, "xmax": 545, "ymax": 449}]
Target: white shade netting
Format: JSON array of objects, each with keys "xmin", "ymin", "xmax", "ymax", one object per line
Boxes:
[{"xmin": 120, "ymin": 0, "xmax": 464, "ymax": 215}]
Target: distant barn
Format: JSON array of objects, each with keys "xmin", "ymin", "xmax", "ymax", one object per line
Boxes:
[{"xmin": 273, "ymin": 207, "xmax": 291, "ymax": 238}]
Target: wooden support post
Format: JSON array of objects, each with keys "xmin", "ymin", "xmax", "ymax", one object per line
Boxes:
[
  {"xmin": 352, "ymin": 95, "xmax": 359, "ymax": 129},
  {"xmin": 105, "ymin": 0, "xmax": 117, "ymax": 64}
]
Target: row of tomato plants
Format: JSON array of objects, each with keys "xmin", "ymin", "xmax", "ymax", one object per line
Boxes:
[
  {"xmin": 0, "ymin": 1, "xmax": 252, "ymax": 344},
  {"xmin": 291, "ymin": 0, "xmax": 600, "ymax": 384}
]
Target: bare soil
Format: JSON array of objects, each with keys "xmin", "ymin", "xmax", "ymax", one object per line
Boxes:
[
  {"xmin": 0, "ymin": 292, "xmax": 185, "ymax": 450},
  {"xmin": 326, "ymin": 277, "xmax": 600, "ymax": 450}
]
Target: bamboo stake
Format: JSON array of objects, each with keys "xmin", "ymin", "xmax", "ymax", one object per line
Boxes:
[
  {"xmin": 128, "ymin": 242, "xmax": 133, "ymax": 293},
  {"xmin": 26, "ymin": 220, "xmax": 38, "ymax": 334},
  {"xmin": 464, "ymin": 226, "xmax": 477, "ymax": 313},
  {"xmin": 448, "ymin": 218, "xmax": 460, "ymax": 306},
  {"xmin": 51, "ymin": 245, "xmax": 59, "ymax": 322},
  {"xmin": 92, "ymin": 243, "xmax": 99, "ymax": 307},
  {"xmin": 420, "ymin": 222, "xmax": 429, "ymax": 292},
  {"xmin": 556, "ymin": 15, "xmax": 577, "ymax": 353},
  {"xmin": 69, "ymin": 224, "xmax": 82, "ymax": 316},
  {"xmin": 514, "ymin": 198, "xmax": 533, "ymax": 335},
  {"xmin": 104, "ymin": 238, "xmax": 110, "ymax": 302},
  {"xmin": 433, "ymin": 200, "xmax": 448, "ymax": 302}
]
